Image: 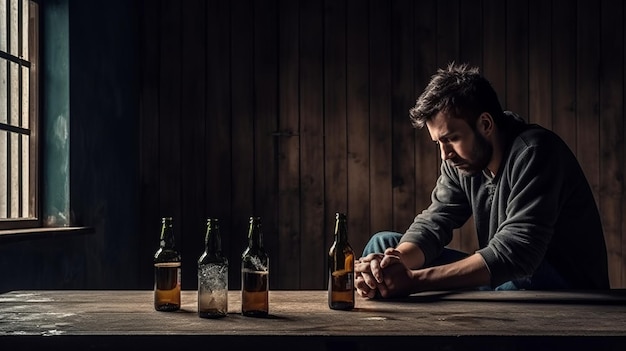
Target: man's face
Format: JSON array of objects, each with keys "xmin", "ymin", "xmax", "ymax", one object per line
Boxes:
[{"xmin": 426, "ymin": 111, "xmax": 492, "ymax": 176}]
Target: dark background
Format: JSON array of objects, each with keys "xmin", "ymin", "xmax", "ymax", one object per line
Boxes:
[{"xmin": 0, "ymin": 0, "xmax": 624, "ymax": 292}]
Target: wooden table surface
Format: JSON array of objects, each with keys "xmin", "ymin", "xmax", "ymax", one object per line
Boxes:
[{"xmin": 1, "ymin": 289, "xmax": 626, "ymax": 350}]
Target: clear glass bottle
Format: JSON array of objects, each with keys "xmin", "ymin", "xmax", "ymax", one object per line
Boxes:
[
  {"xmin": 241, "ymin": 216, "xmax": 269, "ymax": 317},
  {"xmin": 197, "ymin": 218, "xmax": 229, "ymax": 318},
  {"xmin": 328, "ymin": 212, "xmax": 355, "ymax": 310},
  {"xmin": 154, "ymin": 217, "xmax": 182, "ymax": 312}
]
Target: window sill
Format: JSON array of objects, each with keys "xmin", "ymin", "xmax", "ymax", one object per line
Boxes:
[{"xmin": 0, "ymin": 226, "xmax": 95, "ymax": 244}]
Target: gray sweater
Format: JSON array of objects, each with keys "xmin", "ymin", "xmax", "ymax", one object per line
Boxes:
[{"xmin": 400, "ymin": 112, "xmax": 610, "ymax": 289}]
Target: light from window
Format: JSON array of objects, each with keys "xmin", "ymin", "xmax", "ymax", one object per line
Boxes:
[{"xmin": 0, "ymin": 0, "xmax": 38, "ymax": 229}]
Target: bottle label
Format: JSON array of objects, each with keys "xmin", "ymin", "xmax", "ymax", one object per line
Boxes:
[
  {"xmin": 345, "ymin": 272, "xmax": 354, "ymax": 290},
  {"xmin": 331, "ymin": 270, "xmax": 354, "ymax": 290},
  {"xmin": 154, "ymin": 262, "xmax": 182, "ymax": 268},
  {"xmin": 154, "ymin": 261, "xmax": 182, "ymax": 287}
]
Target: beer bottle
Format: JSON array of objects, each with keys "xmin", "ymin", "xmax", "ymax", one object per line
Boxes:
[
  {"xmin": 197, "ymin": 218, "xmax": 229, "ymax": 318},
  {"xmin": 328, "ymin": 212, "xmax": 355, "ymax": 310},
  {"xmin": 241, "ymin": 216, "xmax": 269, "ymax": 317},
  {"xmin": 154, "ymin": 217, "xmax": 182, "ymax": 312}
]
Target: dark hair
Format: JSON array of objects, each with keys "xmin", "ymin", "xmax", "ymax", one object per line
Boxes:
[{"xmin": 409, "ymin": 62, "xmax": 504, "ymax": 129}]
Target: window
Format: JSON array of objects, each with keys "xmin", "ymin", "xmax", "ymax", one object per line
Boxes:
[{"xmin": 0, "ymin": 0, "xmax": 39, "ymax": 230}]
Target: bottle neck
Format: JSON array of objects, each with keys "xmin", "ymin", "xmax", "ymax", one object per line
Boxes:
[
  {"xmin": 247, "ymin": 219, "xmax": 263, "ymax": 249},
  {"xmin": 334, "ymin": 218, "xmax": 348, "ymax": 243},
  {"xmin": 160, "ymin": 219, "xmax": 176, "ymax": 249},
  {"xmin": 205, "ymin": 220, "xmax": 222, "ymax": 254}
]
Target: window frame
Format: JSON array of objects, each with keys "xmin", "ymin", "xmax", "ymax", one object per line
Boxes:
[{"xmin": 0, "ymin": 0, "xmax": 39, "ymax": 230}]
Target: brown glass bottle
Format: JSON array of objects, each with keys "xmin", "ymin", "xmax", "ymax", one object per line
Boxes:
[
  {"xmin": 197, "ymin": 218, "xmax": 229, "ymax": 318},
  {"xmin": 241, "ymin": 216, "xmax": 269, "ymax": 317},
  {"xmin": 154, "ymin": 217, "xmax": 182, "ymax": 312},
  {"xmin": 328, "ymin": 212, "xmax": 355, "ymax": 310}
]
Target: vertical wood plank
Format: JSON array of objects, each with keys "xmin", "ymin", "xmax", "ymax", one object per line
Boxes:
[
  {"xmin": 528, "ymin": 0, "xmax": 552, "ymax": 128},
  {"xmin": 324, "ymin": 0, "xmax": 348, "ymax": 256},
  {"xmin": 180, "ymin": 0, "xmax": 207, "ymax": 289},
  {"xmin": 458, "ymin": 0, "xmax": 483, "ymax": 254},
  {"xmin": 205, "ymin": 0, "xmax": 233, "ymax": 286},
  {"xmin": 622, "ymin": 0, "xmax": 626, "ymax": 289},
  {"xmin": 254, "ymin": 0, "xmax": 279, "ymax": 288},
  {"xmin": 482, "ymin": 0, "xmax": 506, "ymax": 105},
  {"xmin": 613, "ymin": 0, "xmax": 626, "ymax": 288},
  {"xmin": 299, "ymin": 0, "xmax": 326, "ymax": 288},
  {"xmin": 552, "ymin": 0, "xmax": 577, "ymax": 148},
  {"xmin": 230, "ymin": 0, "xmax": 255, "ymax": 289},
  {"xmin": 369, "ymin": 0, "xmax": 393, "ymax": 240},
  {"xmin": 391, "ymin": 0, "xmax": 416, "ymax": 233},
  {"xmin": 414, "ymin": 0, "xmax": 438, "ymax": 227},
  {"xmin": 576, "ymin": 0, "xmax": 600, "ymax": 203},
  {"xmin": 437, "ymin": 0, "xmax": 462, "ymax": 250},
  {"xmin": 436, "ymin": 0, "xmax": 459, "ymax": 67},
  {"xmin": 277, "ymin": 0, "xmax": 301, "ymax": 288},
  {"xmin": 599, "ymin": 0, "xmax": 624, "ymax": 288},
  {"xmin": 459, "ymin": 0, "xmax": 483, "ymax": 66},
  {"xmin": 139, "ymin": 0, "xmax": 160, "ymax": 288},
  {"xmin": 346, "ymin": 0, "xmax": 371, "ymax": 255},
  {"xmin": 505, "ymin": 0, "xmax": 529, "ymax": 119},
  {"xmin": 158, "ymin": 0, "xmax": 183, "ymax": 275}
]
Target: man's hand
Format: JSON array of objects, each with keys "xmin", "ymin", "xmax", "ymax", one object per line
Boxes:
[
  {"xmin": 355, "ymin": 248, "xmax": 416, "ymax": 299},
  {"xmin": 354, "ymin": 253, "xmax": 384, "ymax": 299},
  {"xmin": 376, "ymin": 249, "xmax": 416, "ymax": 297}
]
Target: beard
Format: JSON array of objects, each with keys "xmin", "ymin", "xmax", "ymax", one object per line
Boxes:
[{"xmin": 448, "ymin": 132, "xmax": 492, "ymax": 176}]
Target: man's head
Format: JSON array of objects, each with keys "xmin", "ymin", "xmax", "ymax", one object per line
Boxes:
[
  {"xmin": 409, "ymin": 62, "xmax": 504, "ymax": 130},
  {"xmin": 409, "ymin": 63, "xmax": 505, "ymax": 176}
]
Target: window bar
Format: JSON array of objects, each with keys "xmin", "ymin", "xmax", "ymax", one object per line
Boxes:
[
  {"xmin": 2, "ymin": 131, "xmax": 7, "ymax": 218},
  {"xmin": 27, "ymin": 0, "xmax": 36, "ymax": 220},
  {"xmin": 17, "ymin": 0, "xmax": 22, "ymax": 217},
  {"xmin": 5, "ymin": 0, "xmax": 11, "ymax": 219},
  {"xmin": 8, "ymin": 0, "xmax": 17, "ymax": 219}
]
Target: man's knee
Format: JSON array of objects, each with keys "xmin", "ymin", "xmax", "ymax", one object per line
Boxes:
[{"xmin": 362, "ymin": 231, "xmax": 403, "ymax": 256}]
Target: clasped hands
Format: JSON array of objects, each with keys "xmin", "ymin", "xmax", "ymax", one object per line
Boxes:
[{"xmin": 354, "ymin": 247, "xmax": 415, "ymax": 298}]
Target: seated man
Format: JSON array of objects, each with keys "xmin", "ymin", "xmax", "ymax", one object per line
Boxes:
[{"xmin": 355, "ymin": 63, "xmax": 609, "ymax": 299}]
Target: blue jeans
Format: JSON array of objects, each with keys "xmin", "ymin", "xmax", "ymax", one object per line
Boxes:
[{"xmin": 362, "ymin": 231, "xmax": 571, "ymax": 291}]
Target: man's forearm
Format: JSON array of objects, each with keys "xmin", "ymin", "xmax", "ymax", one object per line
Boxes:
[
  {"xmin": 412, "ymin": 253, "xmax": 491, "ymax": 292},
  {"xmin": 394, "ymin": 242, "xmax": 426, "ymax": 269}
]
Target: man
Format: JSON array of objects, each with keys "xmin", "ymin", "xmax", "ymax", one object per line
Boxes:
[{"xmin": 355, "ymin": 63, "xmax": 609, "ymax": 299}]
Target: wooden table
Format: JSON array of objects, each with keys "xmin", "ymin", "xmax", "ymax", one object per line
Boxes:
[{"xmin": 1, "ymin": 289, "xmax": 626, "ymax": 350}]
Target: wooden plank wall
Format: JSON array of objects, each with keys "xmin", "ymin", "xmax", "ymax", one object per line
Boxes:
[{"xmin": 139, "ymin": 0, "xmax": 626, "ymax": 290}]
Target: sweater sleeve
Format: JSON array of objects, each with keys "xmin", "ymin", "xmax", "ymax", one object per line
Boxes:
[
  {"xmin": 477, "ymin": 131, "xmax": 563, "ymax": 287},
  {"xmin": 399, "ymin": 161, "xmax": 472, "ymax": 266}
]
